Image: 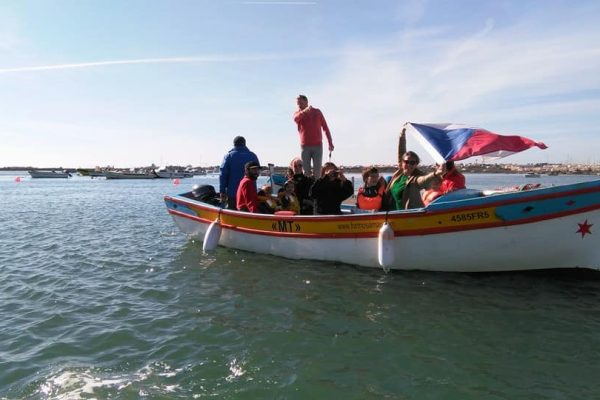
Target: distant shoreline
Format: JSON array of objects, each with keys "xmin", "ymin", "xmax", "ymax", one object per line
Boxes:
[{"xmin": 3, "ymin": 163, "xmax": 600, "ymax": 175}]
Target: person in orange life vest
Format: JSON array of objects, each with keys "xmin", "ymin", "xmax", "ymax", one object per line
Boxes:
[
  {"xmin": 293, "ymin": 95, "xmax": 334, "ymax": 178},
  {"xmin": 289, "ymin": 157, "xmax": 315, "ymax": 215},
  {"xmin": 356, "ymin": 166, "xmax": 386, "ymax": 211},
  {"xmin": 236, "ymin": 161, "xmax": 263, "ymax": 213},
  {"xmin": 278, "ymin": 180, "xmax": 301, "ymax": 214},
  {"xmin": 422, "ymin": 177, "xmax": 443, "ymax": 206},
  {"xmin": 440, "ymin": 161, "xmax": 466, "ymax": 194}
]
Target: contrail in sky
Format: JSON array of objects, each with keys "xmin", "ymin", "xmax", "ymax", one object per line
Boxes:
[
  {"xmin": 0, "ymin": 54, "xmax": 319, "ymax": 74},
  {"xmin": 242, "ymin": 1, "xmax": 317, "ymax": 4}
]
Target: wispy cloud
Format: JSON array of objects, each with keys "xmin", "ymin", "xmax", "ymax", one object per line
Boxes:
[
  {"xmin": 309, "ymin": 17, "xmax": 600, "ymax": 164},
  {"xmin": 0, "ymin": 53, "xmax": 330, "ymax": 74}
]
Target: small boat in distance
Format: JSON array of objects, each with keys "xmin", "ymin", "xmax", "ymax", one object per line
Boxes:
[
  {"xmin": 524, "ymin": 172, "xmax": 541, "ymax": 178},
  {"xmin": 28, "ymin": 170, "xmax": 71, "ymax": 178},
  {"xmin": 104, "ymin": 170, "xmax": 158, "ymax": 179},
  {"xmin": 154, "ymin": 167, "xmax": 194, "ymax": 179},
  {"xmin": 77, "ymin": 168, "xmax": 105, "ymax": 178}
]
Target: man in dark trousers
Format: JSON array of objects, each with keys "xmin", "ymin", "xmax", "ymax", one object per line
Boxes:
[{"xmin": 219, "ymin": 136, "xmax": 260, "ymax": 210}]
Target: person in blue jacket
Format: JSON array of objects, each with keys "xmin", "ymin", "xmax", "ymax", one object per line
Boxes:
[{"xmin": 219, "ymin": 136, "xmax": 260, "ymax": 209}]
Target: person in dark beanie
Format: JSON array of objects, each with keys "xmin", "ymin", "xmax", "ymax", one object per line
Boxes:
[{"xmin": 219, "ymin": 136, "xmax": 260, "ymax": 209}]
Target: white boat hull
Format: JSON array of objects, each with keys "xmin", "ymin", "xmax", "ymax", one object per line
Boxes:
[
  {"xmin": 104, "ymin": 171, "xmax": 157, "ymax": 179},
  {"xmin": 28, "ymin": 170, "xmax": 70, "ymax": 178},
  {"xmin": 169, "ymin": 211, "xmax": 599, "ymax": 272},
  {"xmin": 165, "ymin": 180, "xmax": 600, "ymax": 272}
]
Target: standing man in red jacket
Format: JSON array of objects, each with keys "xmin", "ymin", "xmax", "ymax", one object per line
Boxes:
[{"xmin": 293, "ymin": 94, "xmax": 334, "ymax": 178}]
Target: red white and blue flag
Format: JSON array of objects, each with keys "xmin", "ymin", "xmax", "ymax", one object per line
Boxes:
[{"xmin": 406, "ymin": 122, "xmax": 548, "ymax": 164}]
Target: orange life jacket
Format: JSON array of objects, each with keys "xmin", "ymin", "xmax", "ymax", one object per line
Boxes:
[{"xmin": 357, "ymin": 185, "xmax": 385, "ymax": 210}]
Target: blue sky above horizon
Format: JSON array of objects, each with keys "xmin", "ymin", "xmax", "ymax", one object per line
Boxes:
[{"xmin": 1, "ymin": 0, "xmax": 599, "ymax": 168}]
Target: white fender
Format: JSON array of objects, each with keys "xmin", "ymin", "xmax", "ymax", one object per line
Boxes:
[
  {"xmin": 378, "ymin": 222, "xmax": 395, "ymax": 271},
  {"xmin": 202, "ymin": 218, "xmax": 222, "ymax": 252}
]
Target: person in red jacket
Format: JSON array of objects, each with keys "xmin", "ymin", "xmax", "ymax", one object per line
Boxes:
[
  {"xmin": 440, "ymin": 161, "xmax": 466, "ymax": 194},
  {"xmin": 293, "ymin": 94, "xmax": 334, "ymax": 178},
  {"xmin": 236, "ymin": 161, "xmax": 262, "ymax": 213}
]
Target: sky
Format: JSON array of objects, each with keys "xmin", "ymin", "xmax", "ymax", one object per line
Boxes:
[{"xmin": 1, "ymin": 0, "xmax": 599, "ymax": 168}]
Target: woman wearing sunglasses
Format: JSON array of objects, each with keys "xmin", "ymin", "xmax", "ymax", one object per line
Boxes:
[{"xmin": 384, "ymin": 127, "xmax": 446, "ymax": 210}]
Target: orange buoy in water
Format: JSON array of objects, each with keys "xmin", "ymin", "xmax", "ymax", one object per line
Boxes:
[{"xmin": 173, "ymin": 178, "xmax": 180, "ymax": 185}]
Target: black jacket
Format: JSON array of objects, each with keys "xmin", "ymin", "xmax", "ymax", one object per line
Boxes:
[{"xmin": 309, "ymin": 177, "xmax": 354, "ymax": 215}]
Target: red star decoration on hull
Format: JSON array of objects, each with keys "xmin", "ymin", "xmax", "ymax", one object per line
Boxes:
[{"xmin": 576, "ymin": 220, "xmax": 593, "ymax": 238}]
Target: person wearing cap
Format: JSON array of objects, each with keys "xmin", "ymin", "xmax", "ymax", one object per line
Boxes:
[
  {"xmin": 293, "ymin": 94, "xmax": 334, "ymax": 178},
  {"xmin": 219, "ymin": 136, "xmax": 260, "ymax": 210},
  {"xmin": 236, "ymin": 161, "xmax": 263, "ymax": 213}
]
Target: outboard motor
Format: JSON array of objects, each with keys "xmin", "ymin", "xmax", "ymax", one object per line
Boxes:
[{"xmin": 191, "ymin": 185, "xmax": 221, "ymax": 206}]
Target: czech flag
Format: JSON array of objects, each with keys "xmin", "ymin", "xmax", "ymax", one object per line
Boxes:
[{"xmin": 406, "ymin": 122, "xmax": 548, "ymax": 164}]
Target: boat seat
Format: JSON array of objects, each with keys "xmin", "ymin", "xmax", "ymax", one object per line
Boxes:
[{"xmin": 274, "ymin": 210, "xmax": 297, "ymax": 216}]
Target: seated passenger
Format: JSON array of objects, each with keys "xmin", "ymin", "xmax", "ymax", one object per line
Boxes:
[
  {"xmin": 309, "ymin": 162, "xmax": 354, "ymax": 215},
  {"xmin": 383, "ymin": 128, "xmax": 445, "ymax": 210},
  {"xmin": 258, "ymin": 184, "xmax": 278, "ymax": 213},
  {"xmin": 356, "ymin": 166, "xmax": 386, "ymax": 211},
  {"xmin": 440, "ymin": 161, "xmax": 466, "ymax": 194},
  {"xmin": 422, "ymin": 177, "xmax": 443, "ymax": 206},
  {"xmin": 278, "ymin": 180, "xmax": 301, "ymax": 214},
  {"xmin": 257, "ymin": 188, "xmax": 276, "ymax": 214},
  {"xmin": 236, "ymin": 161, "xmax": 262, "ymax": 212},
  {"xmin": 289, "ymin": 157, "xmax": 315, "ymax": 215}
]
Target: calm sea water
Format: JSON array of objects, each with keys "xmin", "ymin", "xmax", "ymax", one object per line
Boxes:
[{"xmin": 1, "ymin": 172, "xmax": 600, "ymax": 399}]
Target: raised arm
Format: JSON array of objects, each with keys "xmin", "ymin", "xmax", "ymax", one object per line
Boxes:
[{"xmin": 397, "ymin": 128, "xmax": 407, "ymax": 165}]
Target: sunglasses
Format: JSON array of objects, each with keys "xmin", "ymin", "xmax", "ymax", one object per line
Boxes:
[{"xmin": 402, "ymin": 159, "xmax": 417, "ymax": 166}]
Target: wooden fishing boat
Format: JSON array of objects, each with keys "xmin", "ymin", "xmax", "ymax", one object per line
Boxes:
[
  {"xmin": 164, "ymin": 122, "xmax": 596, "ymax": 272},
  {"xmin": 28, "ymin": 170, "xmax": 71, "ymax": 178},
  {"xmin": 164, "ymin": 179, "xmax": 600, "ymax": 272}
]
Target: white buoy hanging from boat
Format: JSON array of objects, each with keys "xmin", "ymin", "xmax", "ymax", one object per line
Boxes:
[
  {"xmin": 378, "ymin": 222, "xmax": 395, "ymax": 272},
  {"xmin": 203, "ymin": 215, "xmax": 222, "ymax": 252}
]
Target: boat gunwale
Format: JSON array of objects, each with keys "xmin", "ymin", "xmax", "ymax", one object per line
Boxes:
[
  {"xmin": 165, "ymin": 179, "xmax": 600, "ymax": 238},
  {"xmin": 165, "ymin": 179, "xmax": 600, "ymax": 220}
]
